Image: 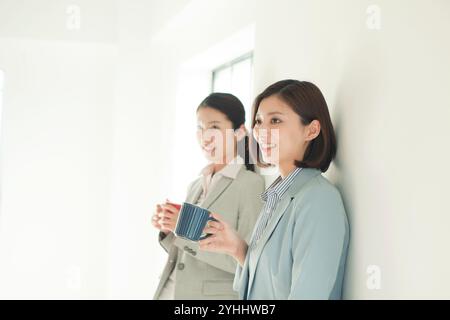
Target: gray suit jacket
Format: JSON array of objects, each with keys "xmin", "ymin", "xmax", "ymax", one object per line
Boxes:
[
  {"xmin": 233, "ymin": 168, "xmax": 350, "ymax": 299},
  {"xmin": 153, "ymin": 166, "xmax": 265, "ymax": 299}
]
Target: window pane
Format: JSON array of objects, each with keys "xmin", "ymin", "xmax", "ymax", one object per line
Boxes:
[
  {"xmin": 211, "ymin": 54, "xmax": 253, "ymax": 128},
  {"xmin": 212, "ymin": 67, "xmax": 232, "ymax": 93},
  {"xmin": 231, "ymin": 58, "xmax": 253, "ymax": 127}
]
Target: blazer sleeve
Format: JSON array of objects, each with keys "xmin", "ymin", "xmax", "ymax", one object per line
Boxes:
[
  {"xmin": 174, "ymin": 176, "xmax": 265, "ymax": 274},
  {"xmin": 233, "ymin": 177, "xmax": 265, "ymax": 291},
  {"xmin": 158, "ymin": 231, "xmax": 175, "ymax": 253},
  {"xmin": 233, "ymin": 261, "xmax": 249, "ymax": 298},
  {"xmin": 288, "ymin": 186, "xmax": 349, "ymax": 300},
  {"xmin": 236, "ymin": 176, "xmax": 265, "ymax": 244},
  {"xmin": 233, "ymin": 264, "xmax": 243, "ymax": 291}
]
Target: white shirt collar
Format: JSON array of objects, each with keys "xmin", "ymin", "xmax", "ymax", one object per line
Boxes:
[{"xmin": 199, "ymin": 155, "xmax": 245, "ymax": 180}]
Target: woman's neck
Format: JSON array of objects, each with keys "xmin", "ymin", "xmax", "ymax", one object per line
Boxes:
[
  {"xmin": 279, "ymin": 147, "xmax": 307, "ymax": 178},
  {"xmin": 279, "ymin": 161, "xmax": 297, "ymax": 179},
  {"xmin": 212, "ymin": 163, "xmax": 225, "ymax": 175},
  {"xmin": 212, "ymin": 152, "xmax": 237, "ymax": 174}
]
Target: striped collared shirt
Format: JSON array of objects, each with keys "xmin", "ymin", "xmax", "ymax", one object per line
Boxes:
[{"xmin": 248, "ymin": 166, "xmax": 303, "ymax": 250}]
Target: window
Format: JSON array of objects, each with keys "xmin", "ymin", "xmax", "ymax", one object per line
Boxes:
[
  {"xmin": 211, "ymin": 52, "xmax": 254, "ymax": 127},
  {"xmin": 169, "ymin": 26, "xmax": 255, "ymax": 202}
]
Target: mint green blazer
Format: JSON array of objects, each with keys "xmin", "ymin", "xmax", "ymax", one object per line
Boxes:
[{"xmin": 233, "ymin": 168, "xmax": 350, "ymax": 299}]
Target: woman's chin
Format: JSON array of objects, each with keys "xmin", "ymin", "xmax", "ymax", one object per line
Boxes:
[
  {"xmin": 203, "ymin": 151, "xmax": 218, "ymax": 162},
  {"xmin": 261, "ymin": 153, "xmax": 281, "ymax": 166}
]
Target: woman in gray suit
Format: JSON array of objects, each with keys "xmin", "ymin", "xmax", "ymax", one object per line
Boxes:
[
  {"xmin": 199, "ymin": 80, "xmax": 350, "ymax": 299},
  {"xmin": 151, "ymin": 93, "xmax": 265, "ymax": 300}
]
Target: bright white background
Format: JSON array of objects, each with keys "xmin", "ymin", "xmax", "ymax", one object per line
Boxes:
[{"xmin": 0, "ymin": 0, "xmax": 449, "ymax": 299}]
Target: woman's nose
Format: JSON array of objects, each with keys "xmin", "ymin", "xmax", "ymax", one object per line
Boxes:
[
  {"xmin": 200, "ymin": 133, "xmax": 215, "ymax": 145},
  {"xmin": 254, "ymin": 127, "xmax": 271, "ymax": 143}
]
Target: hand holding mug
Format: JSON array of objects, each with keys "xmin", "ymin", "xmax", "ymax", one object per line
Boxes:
[
  {"xmin": 198, "ymin": 212, "xmax": 248, "ymax": 266},
  {"xmin": 151, "ymin": 204, "xmax": 168, "ymax": 233},
  {"xmin": 151, "ymin": 200, "xmax": 181, "ymax": 234},
  {"xmin": 158, "ymin": 200, "xmax": 181, "ymax": 232}
]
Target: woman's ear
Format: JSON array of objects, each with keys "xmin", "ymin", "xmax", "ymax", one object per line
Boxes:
[
  {"xmin": 305, "ymin": 120, "xmax": 321, "ymax": 141},
  {"xmin": 234, "ymin": 124, "xmax": 247, "ymax": 142}
]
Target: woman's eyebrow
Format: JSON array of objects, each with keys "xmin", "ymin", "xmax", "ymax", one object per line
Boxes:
[
  {"xmin": 197, "ymin": 120, "xmax": 221, "ymax": 125},
  {"xmin": 206, "ymin": 120, "xmax": 221, "ymax": 124},
  {"xmin": 256, "ymin": 111, "xmax": 284, "ymax": 117}
]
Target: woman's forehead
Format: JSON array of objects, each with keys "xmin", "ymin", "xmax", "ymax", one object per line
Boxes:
[
  {"xmin": 196, "ymin": 107, "xmax": 233, "ymax": 126},
  {"xmin": 257, "ymin": 96, "xmax": 292, "ymax": 116},
  {"xmin": 197, "ymin": 107, "xmax": 225, "ymax": 120}
]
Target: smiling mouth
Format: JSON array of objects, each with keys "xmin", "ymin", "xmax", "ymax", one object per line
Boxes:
[
  {"xmin": 260, "ymin": 143, "xmax": 277, "ymax": 152},
  {"xmin": 202, "ymin": 145, "xmax": 215, "ymax": 153}
]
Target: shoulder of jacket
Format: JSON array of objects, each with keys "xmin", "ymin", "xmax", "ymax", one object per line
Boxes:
[
  {"xmin": 187, "ymin": 176, "xmax": 202, "ymax": 192},
  {"xmin": 236, "ymin": 168, "xmax": 265, "ymax": 185},
  {"xmin": 291, "ymin": 174, "xmax": 344, "ymax": 212},
  {"xmin": 304, "ymin": 173, "xmax": 340, "ymax": 195}
]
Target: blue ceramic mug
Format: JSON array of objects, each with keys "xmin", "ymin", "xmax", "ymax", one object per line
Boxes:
[{"xmin": 174, "ymin": 202, "xmax": 216, "ymax": 242}]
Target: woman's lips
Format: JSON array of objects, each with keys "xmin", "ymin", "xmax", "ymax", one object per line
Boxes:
[
  {"xmin": 260, "ymin": 143, "xmax": 277, "ymax": 153},
  {"xmin": 202, "ymin": 145, "xmax": 215, "ymax": 153}
]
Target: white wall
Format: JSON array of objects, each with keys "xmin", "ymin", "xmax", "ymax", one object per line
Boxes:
[
  {"xmin": 253, "ymin": 0, "xmax": 450, "ymax": 299},
  {"xmin": 0, "ymin": 0, "xmax": 117, "ymax": 299},
  {"xmin": 137, "ymin": 0, "xmax": 450, "ymax": 299},
  {"xmin": 107, "ymin": 0, "xmax": 190, "ymax": 299},
  {"xmin": 1, "ymin": 0, "xmax": 449, "ymax": 299}
]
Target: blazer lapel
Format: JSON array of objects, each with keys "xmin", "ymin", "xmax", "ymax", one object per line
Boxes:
[
  {"xmin": 247, "ymin": 194, "xmax": 293, "ymax": 294},
  {"xmin": 200, "ymin": 177, "xmax": 233, "ymax": 209},
  {"xmin": 186, "ymin": 180, "xmax": 203, "ymax": 204},
  {"xmin": 246, "ymin": 168, "xmax": 322, "ymax": 297},
  {"xmin": 185, "ymin": 166, "xmax": 244, "ymax": 209}
]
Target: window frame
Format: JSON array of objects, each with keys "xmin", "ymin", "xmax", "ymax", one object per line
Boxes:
[{"xmin": 211, "ymin": 52, "xmax": 253, "ymax": 93}]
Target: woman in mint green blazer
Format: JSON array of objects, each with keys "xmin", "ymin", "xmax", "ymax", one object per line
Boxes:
[{"xmin": 199, "ymin": 80, "xmax": 350, "ymax": 299}]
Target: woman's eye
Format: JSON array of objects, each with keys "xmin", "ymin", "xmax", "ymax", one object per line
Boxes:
[
  {"xmin": 254, "ymin": 119, "xmax": 262, "ymax": 125},
  {"xmin": 271, "ymin": 118, "xmax": 281, "ymax": 124},
  {"xmin": 211, "ymin": 125, "xmax": 220, "ymax": 129}
]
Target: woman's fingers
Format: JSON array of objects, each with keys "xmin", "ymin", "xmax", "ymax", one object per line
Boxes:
[
  {"xmin": 203, "ymin": 226, "xmax": 217, "ymax": 234},
  {"xmin": 158, "ymin": 210, "xmax": 174, "ymax": 219},
  {"xmin": 159, "ymin": 220, "xmax": 173, "ymax": 227},
  {"xmin": 209, "ymin": 212, "xmax": 224, "ymax": 223},
  {"xmin": 206, "ymin": 220, "xmax": 223, "ymax": 230},
  {"xmin": 165, "ymin": 200, "xmax": 182, "ymax": 210},
  {"xmin": 199, "ymin": 235, "xmax": 218, "ymax": 250},
  {"xmin": 158, "ymin": 215, "xmax": 174, "ymax": 222},
  {"xmin": 151, "ymin": 215, "xmax": 163, "ymax": 230},
  {"xmin": 203, "ymin": 220, "xmax": 224, "ymax": 234},
  {"xmin": 152, "ymin": 203, "xmax": 176, "ymax": 231},
  {"xmin": 160, "ymin": 204, "xmax": 178, "ymax": 214},
  {"xmin": 151, "ymin": 219, "xmax": 160, "ymax": 227},
  {"xmin": 159, "ymin": 221, "xmax": 176, "ymax": 231}
]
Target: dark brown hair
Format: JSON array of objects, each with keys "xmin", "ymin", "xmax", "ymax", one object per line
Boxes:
[
  {"xmin": 251, "ymin": 80, "xmax": 337, "ymax": 172},
  {"xmin": 197, "ymin": 93, "xmax": 255, "ymax": 172}
]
